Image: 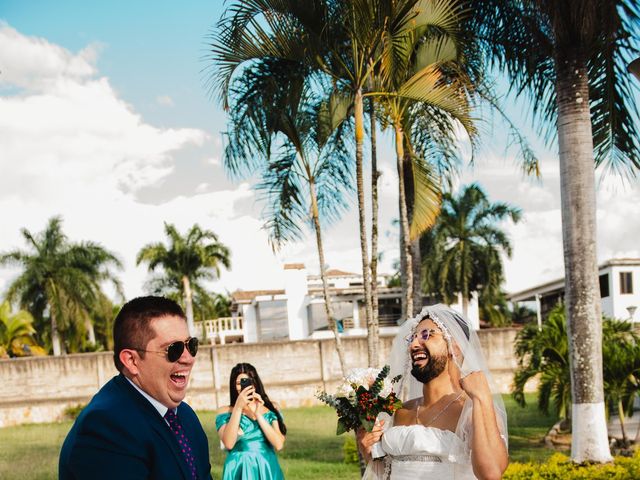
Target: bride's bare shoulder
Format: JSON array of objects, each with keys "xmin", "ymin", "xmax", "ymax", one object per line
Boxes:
[{"xmin": 393, "ymin": 398, "xmax": 421, "ymax": 426}]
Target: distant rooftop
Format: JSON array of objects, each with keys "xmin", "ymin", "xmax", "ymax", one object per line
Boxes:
[
  {"xmin": 232, "ymin": 289, "xmax": 285, "ymax": 302},
  {"xmin": 508, "ymin": 258, "xmax": 640, "ymax": 302}
]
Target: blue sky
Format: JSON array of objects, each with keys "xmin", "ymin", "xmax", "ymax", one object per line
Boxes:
[{"xmin": 1, "ymin": 1, "xmax": 639, "ymax": 302}]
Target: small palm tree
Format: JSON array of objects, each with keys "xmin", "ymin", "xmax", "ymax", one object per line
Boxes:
[
  {"xmin": 513, "ymin": 305, "xmax": 571, "ymax": 420},
  {"xmin": 0, "ymin": 217, "xmax": 122, "ymax": 355},
  {"xmin": 422, "ymin": 183, "xmax": 521, "ymax": 317},
  {"xmin": 514, "ymin": 306, "xmax": 640, "ymax": 446},
  {"xmin": 137, "ymin": 223, "xmax": 231, "ymax": 335},
  {"xmin": 0, "ymin": 301, "xmax": 46, "ymax": 358},
  {"xmin": 602, "ymin": 320, "xmax": 640, "ymax": 445}
]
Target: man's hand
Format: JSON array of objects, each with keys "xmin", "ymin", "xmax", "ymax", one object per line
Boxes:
[
  {"xmin": 356, "ymin": 419, "xmax": 384, "ymax": 457},
  {"xmin": 459, "ymin": 371, "xmax": 492, "ymax": 403}
]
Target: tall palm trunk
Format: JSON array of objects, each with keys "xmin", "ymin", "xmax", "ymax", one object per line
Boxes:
[
  {"xmin": 354, "ymin": 88, "xmax": 376, "ymax": 367},
  {"xmin": 369, "ymin": 98, "xmax": 380, "ymax": 344},
  {"xmin": 555, "ymin": 55, "xmax": 611, "ymax": 463},
  {"xmin": 402, "ymin": 148, "xmax": 423, "ymax": 313},
  {"xmin": 182, "ymin": 275, "xmax": 196, "ymax": 335},
  {"xmin": 394, "ymin": 121, "xmax": 414, "ymax": 320},
  {"xmin": 85, "ymin": 319, "xmax": 96, "ymax": 345},
  {"xmin": 309, "ymin": 178, "xmax": 347, "ymax": 375},
  {"xmin": 50, "ymin": 309, "xmax": 62, "ymax": 356}
]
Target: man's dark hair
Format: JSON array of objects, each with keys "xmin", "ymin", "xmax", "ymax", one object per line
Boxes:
[{"xmin": 113, "ymin": 296, "xmax": 186, "ymax": 372}]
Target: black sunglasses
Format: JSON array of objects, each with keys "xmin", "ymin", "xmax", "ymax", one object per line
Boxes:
[{"xmin": 135, "ymin": 337, "xmax": 199, "ymax": 362}]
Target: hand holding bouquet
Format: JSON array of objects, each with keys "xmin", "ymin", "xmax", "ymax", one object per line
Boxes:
[{"xmin": 317, "ymin": 365, "xmax": 402, "ymax": 434}]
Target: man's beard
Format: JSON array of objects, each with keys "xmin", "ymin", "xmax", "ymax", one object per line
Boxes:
[{"xmin": 410, "ymin": 349, "xmax": 448, "ymax": 384}]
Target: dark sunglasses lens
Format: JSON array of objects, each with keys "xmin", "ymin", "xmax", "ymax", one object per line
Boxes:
[
  {"xmin": 167, "ymin": 342, "xmax": 185, "ymax": 362},
  {"xmin": 187, "ymin": 337, "xmax": 199, "ymax": 357}
]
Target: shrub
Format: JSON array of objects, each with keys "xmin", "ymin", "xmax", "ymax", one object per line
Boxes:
[
  {"xmin": 504, "ymin": 451, "xmax": 640, "ymax": 479},
  {"xmin": 342, "ymin": 435, "xmax": 359, "ymax": 464},
  {"xmin": 63, "ymin": 404, "xmax": 86, "ymax": 420}
]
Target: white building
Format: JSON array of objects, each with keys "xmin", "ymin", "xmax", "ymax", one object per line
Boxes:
[
  {"xmin": 199, "ymin": 263, "xmax": 480, "ymax": 344},
  {"xmin": 508, "ymin": 258, "xmax": 640, "ymax": 322}
]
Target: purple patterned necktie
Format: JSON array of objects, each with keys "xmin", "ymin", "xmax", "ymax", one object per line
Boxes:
[{"xmin": 164, "ymin": 409, "xmax": 198, "ymax": 480}]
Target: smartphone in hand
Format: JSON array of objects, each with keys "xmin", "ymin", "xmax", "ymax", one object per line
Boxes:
[{"xmin": 239, "ymin": 377, "xmax": 254, "ymax": 399}]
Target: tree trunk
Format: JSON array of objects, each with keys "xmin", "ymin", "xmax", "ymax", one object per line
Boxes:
[
  {"xmin": 369, "ymin": 98, "xmax": 381, "ymax": 338},
  {"xmin": 402, "ymin": 148, "xmax": 423, "ymax": 313},
  {"xmin": 50, "ymin": 310, "xmax": 62, "ymax": 356},
  {"xmin": 555, "ymin": 55, "xmax": 612, "ymax": 463},
  {"xmin": 394, "ymin": 121, "xmax": 413, "ymax": 320},
  {"xmin": 310, "ymin": 178, "xmax": 347, "ymax": 375},
  {"xmin": 85, "ymin": 319, "xmax": 96, "ymax": 345},
  {"xmin": 182, "ymin": 275, "xmax": 196, "ymax": 336},
  {"xmin": 618, "ymin": 400, "xmax": 628, "ymax": 444},
  {"xmin": 354, "ymin": 89, "xmax": 376, "ymax": 367}
]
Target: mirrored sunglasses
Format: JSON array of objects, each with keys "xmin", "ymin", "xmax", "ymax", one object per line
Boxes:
[
  {"xmin": 136, "ymin": 337, "xmax": 199, "ymax": 362},
  {"xmin": 406, "ymin": 328, "xmax": 440, "ymax": 344}
]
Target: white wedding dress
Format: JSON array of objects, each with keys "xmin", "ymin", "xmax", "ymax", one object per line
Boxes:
[{"xmin": 364, "ymin": 411, "xmax": 478, "ymax": 480}]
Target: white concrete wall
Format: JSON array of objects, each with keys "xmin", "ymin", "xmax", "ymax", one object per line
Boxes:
[
  {"xmin": 284, "ymin": 266, "xmax": 309, "ymax": 340},
  {"xmin": 0, "ymin": 328, "xmax": 523, "ymax": 427},
  {"xmin": 609, "ymin": 265, "xmax": 640, "ymax": 321}
]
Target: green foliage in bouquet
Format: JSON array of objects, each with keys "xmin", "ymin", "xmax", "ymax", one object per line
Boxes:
[{"xmin": 317, "ymin": 365, "xmax": 403, "ymax": 435}]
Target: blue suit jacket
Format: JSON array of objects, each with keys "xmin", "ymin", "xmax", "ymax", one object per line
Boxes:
[{"xmin": 59, "ymin": 374, "xmax": 212, "ymax": 479}]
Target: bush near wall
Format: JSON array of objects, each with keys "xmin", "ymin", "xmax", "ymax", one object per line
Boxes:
[{"xmin": 504, "ymin": 452, "xmax": 640, "ymax": 479}]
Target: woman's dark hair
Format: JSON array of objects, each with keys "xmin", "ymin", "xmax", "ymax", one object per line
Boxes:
[{"xmin": 229, "ymin": 363, "xmax": 287, "ymax": 435}]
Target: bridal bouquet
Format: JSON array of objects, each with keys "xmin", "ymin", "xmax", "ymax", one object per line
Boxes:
[{"xmin": 317, "ymin": 365, "xmax": 402, "ymax": 434}]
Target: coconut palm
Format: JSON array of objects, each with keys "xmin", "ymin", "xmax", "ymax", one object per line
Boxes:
[
  {"xmin": 210, "ymin": 0, "xmax": 474, "ymax": 367},
  {"xmin": 0, "ymin": 217, "xmax": 122, "ymax": 355},
  {"xmin": 373, "ymin": 4, "xmax": 477, "ymax": 319},
  {"xmin": 421, "ymin": 183, "xmax": 520, "ymax": 317},
  {"xmin": 471, "ymin": 0, "xmax": 640, "ymax": 462},
  {"xmin": 136, "ymin": 223, "xmax": 231, "ymax": 335},
  {"xmin": 0, "ymin": 301, "xmax": 45, "ymax": 358},
  {"xmin": 222, "ymin": 56, "xmax": 353, "ymax": 374}
]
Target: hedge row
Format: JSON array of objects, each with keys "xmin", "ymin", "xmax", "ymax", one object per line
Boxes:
[{"xmin": 504, "ymin": 452, "xmax": 640, "ymax": 479}]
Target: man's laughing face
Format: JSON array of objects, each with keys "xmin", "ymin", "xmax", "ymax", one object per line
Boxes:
[{"xmin": 409, "ymin": 318, "xmax": 448, "ymax": 384}]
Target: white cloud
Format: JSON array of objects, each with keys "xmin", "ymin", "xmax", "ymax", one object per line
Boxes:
[
  {"xmin": 0, "ymin": 23, "xmax": 99, "ymax": 91},
  {"xmin": 205, "ymin": 156, "xmax": 220, "ymax": 166},
  {"xmin": 0, "ymin": 25, "xmax": 282, "ymax": 299},
  {"xmin": 156, "ymin": 94, "xmax": 174, "ymax": 106}
]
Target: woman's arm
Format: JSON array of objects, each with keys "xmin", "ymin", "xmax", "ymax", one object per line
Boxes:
[
  {"xmin": 460, "ymin": 372, "xmax": 508, "ymax": 480},
  {"xmin": 252, "ymin": 394, "xmax": 286, "ymax": 450},
  {"xmin": 218, "ymin": 387, "xmax": 254, "ymax": 450}
]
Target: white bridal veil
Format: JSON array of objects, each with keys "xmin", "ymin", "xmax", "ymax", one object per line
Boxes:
[{"xmin": 387, "ymin": 304, "xmax": 508, "ymax": 446}]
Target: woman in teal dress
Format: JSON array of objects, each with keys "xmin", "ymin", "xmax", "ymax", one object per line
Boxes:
[{"xmin": 216, "ymin": 363, "xmax": 286, "ymax": 479}]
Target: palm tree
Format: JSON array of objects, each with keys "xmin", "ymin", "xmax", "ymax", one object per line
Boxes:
[
  {"xmin": 373, "ymin": 5, "xmax": 477, "ymax": 319},
  {"xmin": 602, "ymin": 319, "xmax": 640, "ymax": 446},
  {"xmin": 210, "ymin": 0, "xmax": 473, "ymax": 367},
  {"xmin": 471, "ymin": 0, "xmax": 640, "ymax": 462},
  {"xmin": 0, "ymin": 301, "xmax": 46, "ymax": 358},
  {"xmin": 137, "ymin": 223, "xmax": 231, "ymax": 335},
  {"xmin": 0, "ymin": 217, "xmax": 122, "ymax": 355},
  {"xmin": 422, "ymin": 183, "xmax": 520, "ymax": 317},
  {"xmin": 514, "ymin": 306, "xmax": 640, "ymax": 447},
  {"xmin": 222, "ymin": 55, "xmax": 353, "ymax": 374},
  {"xmin": 513, "ymin": 305, "xmax": 572, "ymax": 421}
]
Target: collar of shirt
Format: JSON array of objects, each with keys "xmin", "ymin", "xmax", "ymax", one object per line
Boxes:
[{"xmin": 125, "ymin": 376, "xmax": 177, "ymax": 421}]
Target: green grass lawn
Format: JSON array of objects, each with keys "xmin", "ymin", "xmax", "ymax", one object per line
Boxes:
[{"xmin": 0, "ymin": 395, "xmax": 558, "ymax": 479}]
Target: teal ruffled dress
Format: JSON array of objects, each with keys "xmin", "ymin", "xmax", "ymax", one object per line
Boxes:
[{"xmin": 216, "ymin": 411, "xmax": 284, "ymax": 480}]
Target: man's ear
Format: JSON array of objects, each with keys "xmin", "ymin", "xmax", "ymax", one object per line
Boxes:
[{"xmin": 119, "ymin": 349, "xmax": 140, "ymax": 376}]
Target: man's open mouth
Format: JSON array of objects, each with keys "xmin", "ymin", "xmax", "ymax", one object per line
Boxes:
[
  {"xmin": 170, "ymin": 372, "xmax": 189, "ymax": 387},
  {"xmin": 411, "ymin": 350, "xmax": 429, "ymax": 365}
]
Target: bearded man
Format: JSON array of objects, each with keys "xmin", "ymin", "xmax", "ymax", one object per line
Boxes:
[{"xmin": 358, "ymin": 305, "xmax": 508, "ymax": 480}]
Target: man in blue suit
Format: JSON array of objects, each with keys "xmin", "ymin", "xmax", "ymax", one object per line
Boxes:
[{"xmin": 59, "ymin": 296, "xmax": 212, "ymax": 479}]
